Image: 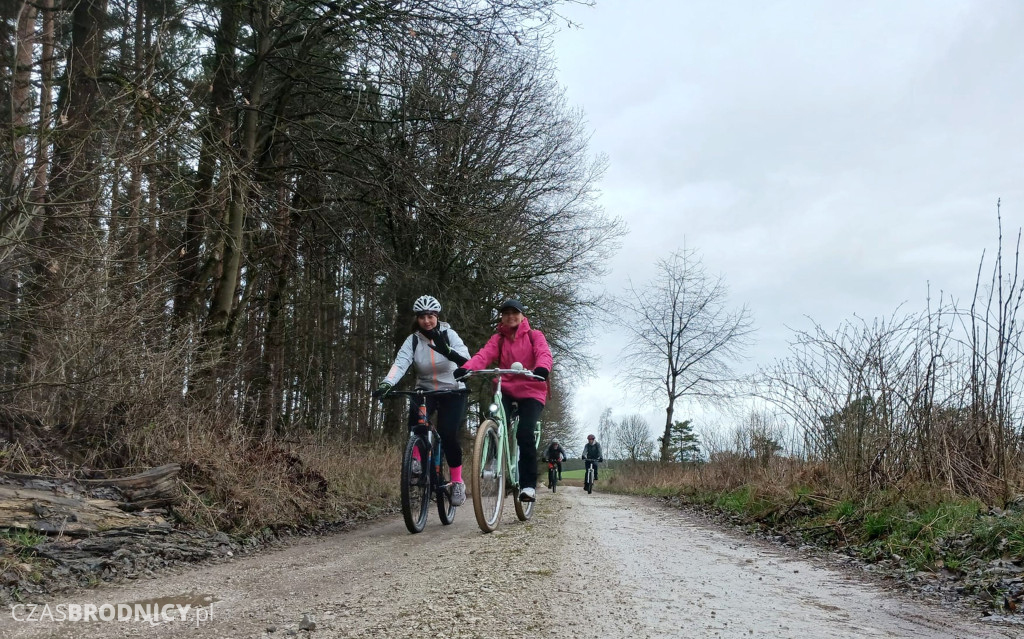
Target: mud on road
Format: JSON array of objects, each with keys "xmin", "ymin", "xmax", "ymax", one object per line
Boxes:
[{"xmin": 0, "ymin": 488, "xmax": 1018, "ymax": 638}]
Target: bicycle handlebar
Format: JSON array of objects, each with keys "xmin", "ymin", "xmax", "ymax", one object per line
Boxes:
[
  {"xmin": 456, "ymin": 367, "xmax": 544, "ymax": 381},
  {"xmin": 380, "ymin": 388, "xmax": 469, "ymax": 398}
]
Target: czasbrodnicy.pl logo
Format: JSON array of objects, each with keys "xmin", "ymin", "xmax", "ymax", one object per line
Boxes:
[{"xmin": 10, "ymin": 602, "xmax": 215, "ymax": 625}]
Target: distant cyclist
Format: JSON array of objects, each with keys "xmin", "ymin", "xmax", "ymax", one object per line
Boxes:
[
  {"xmin": 375, "ymin": 295, "xmax": 471, "ymax": 506},
  {"xmin": 544, "ymin": 439, "xmax": 567, "ymax": 480},
  {"xmin": 582, "ymin": 434, "xmax": 604, "ymax": 481}
]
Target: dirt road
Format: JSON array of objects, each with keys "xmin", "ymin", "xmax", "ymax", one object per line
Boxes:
[{"xmin": 0, "ymin": 488, "xmax": 1018, "ymax": 638}]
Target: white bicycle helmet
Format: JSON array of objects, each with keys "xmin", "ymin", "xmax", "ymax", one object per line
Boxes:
[{"xmin": 412, "ymin": 295, "xmax": 442, "ymax": 314}]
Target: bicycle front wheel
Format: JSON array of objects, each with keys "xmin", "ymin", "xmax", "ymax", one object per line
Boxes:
[
  {"xmin": 471, "ymin": 420, "xmax": 504, "ymax": 533},
  {"xmin": 401, "ymin": 435, "xmax": 430, "ymax": 533},
  {"xmin": 549, "ymin": 468, "xmax": 557, "ymax": 493}
]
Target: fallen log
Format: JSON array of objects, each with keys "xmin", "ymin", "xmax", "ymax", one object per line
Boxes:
[
  {"xmin": 79, "ymin": 464, "xmax": 181, "ymax": 510},
  {"xmin": 0, "ymin": 465, "xmax": 179, "ymax": 535},
  {"xmin": 0, "ymin": 486, "xmax": 167, "ymax": 535}
]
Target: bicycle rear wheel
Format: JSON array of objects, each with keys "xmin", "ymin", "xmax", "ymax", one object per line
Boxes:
[
  {"xmin": 471, "ymin": 420, "xmax": 504, "ymax": 532},
  {"xmin": 401, "ymin": 435, "xmax": 430, "ymax": 533},
  {"xmin": 436, "ymin": 452, "xmax": 456, "ymax": 525},
  {"xmin": 511, "ymin": 427, "xmax": 534, "ymax": 521},
  {"xmin": 513, "ymin": 488, "xmax": 534, "ymax": 520}
]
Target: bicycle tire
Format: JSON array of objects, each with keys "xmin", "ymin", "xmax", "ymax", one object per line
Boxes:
[
  {"xmin": 401, "ymin": 435, "xmax": 430, "ymax": 533},
  {"xmin": 513, "ymin": 487, "xmax": 534, "ymax": 520},
  {"xmin": 471, "ymin": 420, "xmax": 504, "ymax": 533},
  {"xmin": 548, "ymin": 468, "xmax": 557, "ymax": 493},
  {"xmin": 436, "ymin": 452, "xmax": 456, "ymax": 525}
]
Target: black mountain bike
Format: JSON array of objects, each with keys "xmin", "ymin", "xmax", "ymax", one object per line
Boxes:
[
  {"xmin": 381, "ymin": 389, "xmax": 467, "ymax": 533},
  {"xmin": 546, "ymin": 459, "xmax": 559, "ymax": 492}
]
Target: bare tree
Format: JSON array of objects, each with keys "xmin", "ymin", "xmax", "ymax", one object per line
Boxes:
[
  {"xmin": 615, "ymin": 414, "xmax": 655, "ymax": 461},
  {"xmin": 618, "ymin": 249, "xmax": 754, "ymax": 461}
]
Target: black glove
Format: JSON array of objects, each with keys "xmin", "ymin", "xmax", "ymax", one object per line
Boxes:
[
  {"xmin": 453, "ymin": 367, "xmax": 469, "ymax": 380},
  {"xmin": 532, "ymin": 367, "xmax": 549, "ymax": 380},
  {"xmin": 427, "ymin": 335, "xmax": 468, "ymax": 366},
  {"xmin": 447, "ymin": 351, "xmax": 469, "ymax": 366},
  {"xmin": 371, "ymin": 381, "xmax": 393, "ymax": 399},
  {"xmin": 421, "ymin": 326, "xmax": 443, "ymax": 343}
]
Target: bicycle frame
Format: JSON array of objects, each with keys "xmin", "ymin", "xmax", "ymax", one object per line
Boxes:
[{"xmin": 481, "ymin": 370, "xmax": 543, "ymax": 491}]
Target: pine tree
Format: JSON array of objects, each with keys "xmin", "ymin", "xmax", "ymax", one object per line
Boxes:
[{"xmin": 664, "ymin": 420, "xmax": 702, "ymax": 463}]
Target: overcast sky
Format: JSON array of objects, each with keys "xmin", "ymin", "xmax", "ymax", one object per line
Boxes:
[{"xmin": 549, "ymin": 0, "xmax": 1024, "ymax": 450}]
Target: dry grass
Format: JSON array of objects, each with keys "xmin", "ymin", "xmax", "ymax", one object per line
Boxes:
[
  {"xmin": 129, "ymin": 418, "xmax": 401, "ymax": 534},
  {"xmin": 606, "ymin": 457, "xmax": 840, "ymax": 500},
  {"xmin": 0, "ymin": 404, "xmax": 402, "ymax": 536}
]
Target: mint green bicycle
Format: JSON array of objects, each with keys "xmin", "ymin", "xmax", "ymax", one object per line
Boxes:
[{"xmin": 463, "ymin": 366, "xmax": 543, "ymax": 533}]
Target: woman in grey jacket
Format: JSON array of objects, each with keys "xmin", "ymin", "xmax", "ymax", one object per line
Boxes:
[{"xmin": 375, "ymin": 295, "xmax": 471, "ymax": 505}]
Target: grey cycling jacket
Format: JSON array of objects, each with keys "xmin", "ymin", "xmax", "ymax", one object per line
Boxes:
[{"xmin": 383, "ymin": 322, "xmax": 471, "ymax": 391}]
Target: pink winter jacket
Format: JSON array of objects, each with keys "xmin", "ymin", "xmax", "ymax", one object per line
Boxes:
[{"xmin": 463, "ymin": 317, "xmax": 553, "ymax": 404}]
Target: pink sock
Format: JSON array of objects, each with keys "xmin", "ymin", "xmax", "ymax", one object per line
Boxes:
[
  {"xmin": 412, "ymin": 448, "xmax": 422, "ymax": 462},
  {"xmin": 450, "ymin": 465, "xmax": 463, "ymax": 483}
]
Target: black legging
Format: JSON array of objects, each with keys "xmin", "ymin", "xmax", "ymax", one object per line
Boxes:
[
  {"xmin": 407, "ymin": 393, "xmax": 467, "ymax": 468},
  {"xmin": 501, "ymin": 395, "xmax": 543, "ymax": 490}
]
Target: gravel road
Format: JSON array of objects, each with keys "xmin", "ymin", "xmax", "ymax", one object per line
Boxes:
[{"xmin": 0, "ymin": 487, "xmax": 1018, "ymax": 638}]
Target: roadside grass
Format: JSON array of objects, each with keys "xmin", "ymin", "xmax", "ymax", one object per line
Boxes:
[
  {"xmin": 0, "ymin": 529, "xmax": 46, "ymax": 554},
  {"xmin": 0, "ymin": 529, "xmax": 48, "ymax": 587},
  {"xmin": 560, "ymin": 468, "xmax": 615, "ymax": 481},
  {"xmin": 605, "ymin": 460, "xmax": 1024, "ymax": 573}
]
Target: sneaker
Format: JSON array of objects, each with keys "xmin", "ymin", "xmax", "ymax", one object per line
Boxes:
[
  {"xmin": 519, "ymin": 487, "xmax": 536, "ymax": 502},
  {"xmin": 450, "ymin": 481, "xmax": 466, "ymax": 506}
]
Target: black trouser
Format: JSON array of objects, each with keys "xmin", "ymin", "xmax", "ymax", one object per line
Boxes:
[
  {"xmin": 502, "ymin": 395, "xmax": 543, "ymax": 490},
  {"xmin": 585, "ymin": 459, "xmax": 599, "ymax": 481},
  {"xmin": 407, "ymin": 393, "xmax": 467, "ymax": 468}
]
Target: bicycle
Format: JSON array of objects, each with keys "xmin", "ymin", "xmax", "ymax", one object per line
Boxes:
[
  {"xmin": 379, "ymin": 389, "xmax": 468, "ymax": 534},
  {"xmin": 460, "ymin": 365, "xmax": 543, "ymax": 533},
  {"xmin": 583, "ymin": 458, "xmax": 602, "ymax": 494},
  {"xmin": 546, "ymin": 459, "xmax": 559, "ymax": 492}
]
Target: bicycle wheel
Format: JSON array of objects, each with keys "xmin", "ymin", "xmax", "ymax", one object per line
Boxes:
[
  {"xmin": 513, "ymin": 489, "xmax": 535, "ymax": 519},
  {"xmin": 548, "ymin": 468, "xmax": 557, "ymax": 493},
  {"xmin": 471, "ymin": 420, "xmax": 504, "ymax": 533},
  {"xmin": 512, "ymin": 426, "xmax": 534, "ymax": 521},
  {"xmin": 585, "ymin": 467, "xmax": 593, "ymax": 494},
  {"xmin": 401, "ymin": 435, "xmax": 430, "ymax": 533},
  {"xmin": 436, "ymin": 450, "xmax": 456, "ymax": 525}
]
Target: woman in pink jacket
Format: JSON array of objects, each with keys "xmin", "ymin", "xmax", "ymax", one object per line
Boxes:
[{"xmin": 455, "ymin": 299, "xmax": 553, "ymax": 502}]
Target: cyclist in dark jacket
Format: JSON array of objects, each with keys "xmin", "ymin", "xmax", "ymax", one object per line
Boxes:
[
  {"xmin": 544, "ymin": 439, "xmax": 567, "ymax": 479},
  {"xmin": 582, "ymin": 434, "xmax": 603, "ymax": 481}
]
